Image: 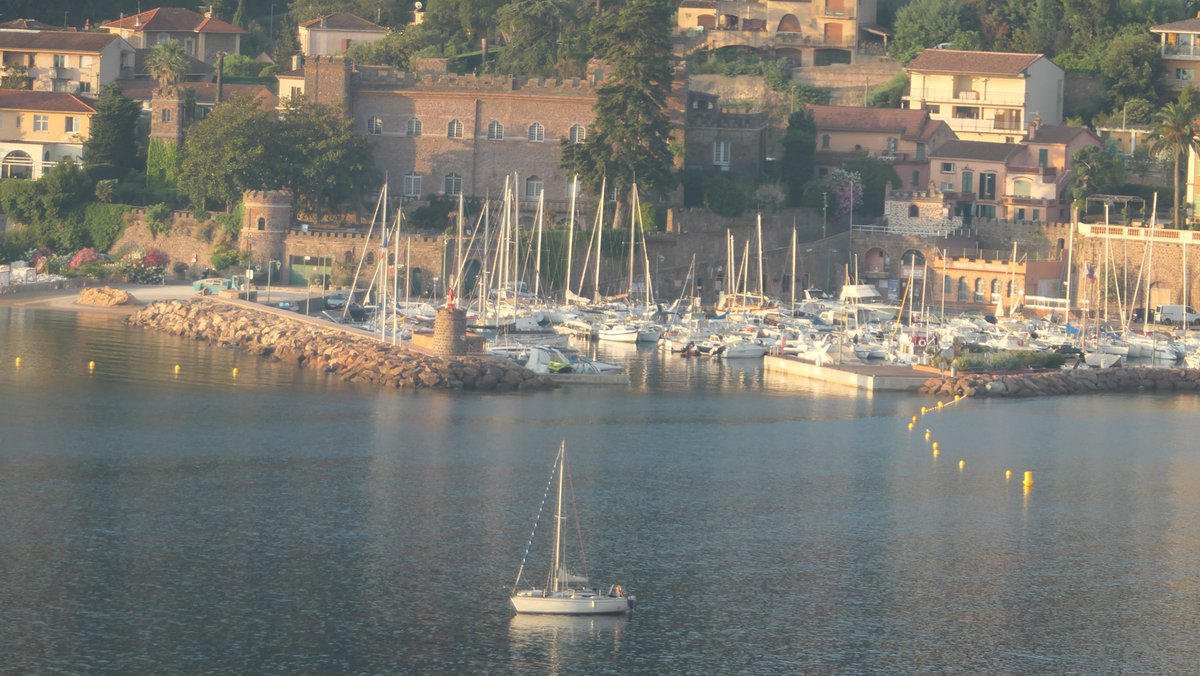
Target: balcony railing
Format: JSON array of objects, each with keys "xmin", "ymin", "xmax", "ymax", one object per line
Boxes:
[
  {"xmin": 1163, "ymin": 44, "xmax": 1200, "ymax": 59},
  {"xmin": 944, "ymin": 117, "xmax": 1025, "ymax": 134},
  {"xmin": 1007, "ymin": 165, "xmax": 1057, "ymax": 178},
  {"xmin": 907, "ymin": 88, "xmax": 1028, "ymax": 107}
]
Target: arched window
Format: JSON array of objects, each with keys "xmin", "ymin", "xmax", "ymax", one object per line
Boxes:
[
  {"xmin": 528, "ymin": 122, "xmax": 544, "ymax": 142},
  {"xmin": 957, "ymin": 277, "xmax": 968, "ymax": 302},
  {"xmin": 366, "ymin": 251, "xmax": 376, "ymax": 266},
  {"xmin": 344, "ymin": 250, "xmax": 354, "ymax": 266},
  {"xmin": 1006, "ymin": 280, "xmax": 1013, "ymax": 297},
  {"xmin": 448, "ymin": 119, "xmax": 463, "ymax": 138},
  {"xmin": 403, "ymin": 172, "xmax": 421, "ymax": 198},
  {"xmin": 524, "ymin": 175, "xmax": 543, "ymax": 200},
  {"xmin": 943, "ymin": 274, "xmax": 952, "ymax": 294},
  {"xmin": 161, "ymin": 108, "xmax": 171, "ymax": 122},
  {"xmin": 568, "ymin": 124, "xmax": 586, "ymax": 144},
  {"xmin": 444, "ymin": 172, "xmax": 462, "ymax": 196},
  {"xmin": 990, "ymin": 279, "xmax": 1000, "ymax": 300},
  {"xmin": 487, "ymin": 120, "xmax": 504, "ymax": 140},
  {"xmin": 407, "ymin": 118, "xmax": 422, "ymax": 136},
  {"xmin": 367, "ymin": 116, "xmax": 383, "ymax": 135},
  {"xmin": 908, "ymin": 204, "xmax": 919, "ymax": 217},
  {"xmin": 256, "ymin": 216, "xmax": 266, "ymax": 231},
  {"xmin": 1012, "ymin": 178, "xmax": 1031, "ymax": 197},
  {"xmin": 821, "ymin": 134, "xmax": 830, "ymax": 149},
  {"xmin": 974, "ymin": 278, "xmax": 984, "ymax": 303}
]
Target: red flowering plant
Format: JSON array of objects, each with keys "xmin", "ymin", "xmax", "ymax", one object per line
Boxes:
[
  {"xmin": 70, "ymin": 247, "xmax": 101, "ymax": 269},
  {"xmin": 142, "ymin": 248, "xmax": 170, "ymax": 267}
]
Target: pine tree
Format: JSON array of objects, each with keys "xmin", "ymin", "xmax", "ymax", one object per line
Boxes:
[{"xmin": 82, "ymin": 85, "xmax": 141, "ymax": 176}]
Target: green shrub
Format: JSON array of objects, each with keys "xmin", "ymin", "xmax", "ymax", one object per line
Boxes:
[
  {"xmin": 951, "ymin": 350, "xmax": 1065, "ymax": 372},
  {"xmin": 215, "ymin": 203, "xmax": 243, "ymax": 240},
  {"xmin": 145, "ymin": 202, "xmax": 172, "ymax": 238},
  {"xmin": 210, "ymin": 244, "xmax": 240, "ymax": 270},
  {"xmin": 80, "ymin": 203, "xmax": 130, "ymax": 251}
]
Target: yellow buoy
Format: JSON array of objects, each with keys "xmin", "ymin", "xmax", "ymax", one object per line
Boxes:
[
  {"xmin": 958, "ymin": 459, "xmax": 965, "ymax": 470},
  {"xmin": 907, "ymin": 422, "xmax": 914, "ymax": 430},
  {"xmin": 937, "ymin": 401, "xmax": 944, "ymax": 408},
  {"xmin": 920, "ymin": 407, "xmax": 927, "ymax": 415},
  {"xmin": 954, "ymin": 394, "xmax": 961, "ymax": 402},
  {"xmin": 232, "ymin": 367, "xmax": 239, "ymax": 377},
  {"xmin": 88, "ymin": 360, "xmax": 95, "ymax": 370},
  {"xmin": 174, "ymin": 364, "xmax": 181, "ymax": 374},
  {"xmin": 924, "ymin": 429, "xmax": 931, "ymax": 440},
  {"xmin": 14, "ymin": 356, "xmax": 21, "ymax": 366},
  {"xmin": 911, "ymin": 415, "xmax": 919, "ymax": 423},
  {"xmin": 931, "ymin": 441, "xmax": 939, "ymax": 452},
  {"xmin": 932, "ymin": 448, "xmax": 939, "ymax": 458},
  {"xmin": 1005, "ymin": 469, "xmax": 1013, "ymax": 481},
  {"xmin": 1023, "ymin": 471, "xmax": 1033, "ymax": 487}
]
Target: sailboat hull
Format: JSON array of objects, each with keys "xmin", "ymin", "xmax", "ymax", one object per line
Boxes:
[{"xmin": 510, "ymin": 592, "xmax": 630, "ymax": 615}]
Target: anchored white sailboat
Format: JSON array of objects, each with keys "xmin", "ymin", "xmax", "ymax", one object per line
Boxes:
[{"xmin": 510, "ymin": 441, "xmax": 632, "ymax": 615}]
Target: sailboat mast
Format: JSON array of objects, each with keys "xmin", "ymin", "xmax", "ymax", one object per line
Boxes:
[
  {"xmin": 790, "ymin": 226, "xmax": 797, "ymax": 315},
  {"xmin": 756, "ymin": 213, "xmax": 764, "ymax": 302},
  {"xmin": 1143, "ymin": 192, "xmax": 1158, "ymax": 333},
  {"xmin": 628, "ymin": 185, "xmax": 637, "ymax": 298},
  {"xmin": 456, "ymin": 193, "xmax": 465, "ymax": 302},
  {"xmin": 534, "ymin": 190, "xmax": 544, "ymax": 300},
  {"xmin": 551, "ymin": 441, "xmax": 566, "ymax": 594},
  {"xmin": 380, "ymin": 182, "xmax": 389, "ymax": 342},
  {"xmin": 393, "ymin": 210, "xmax": 401, "ymax": 345},
  {"xmin": 566, "ymin": 175, "xmax": 578, "ymax": 303}
]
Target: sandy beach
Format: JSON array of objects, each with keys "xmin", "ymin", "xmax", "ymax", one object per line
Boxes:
[{"xmin": 0, "ymin": 281, "xmax": 200, "ymax": 315}]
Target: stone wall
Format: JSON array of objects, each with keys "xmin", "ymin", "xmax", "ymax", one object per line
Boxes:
[
  {"xmin": 883, "ymin": 192, "xmax": 962, "ymax": 234},
  {"xmin": 109, "ymin": 210, "xmax": 218, "ymax": 275},
  {"xmin": 790, "ymin": 59, "xmax": 903, "ymax": 106},
  {"xmin": 126, "ymin": 298, "xmax": 552, "ymax": 391}
]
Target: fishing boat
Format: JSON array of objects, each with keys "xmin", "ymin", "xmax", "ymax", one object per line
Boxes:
[{"xmin": 510, "ymin": 442, "xmax": 632, "ymax": 615}]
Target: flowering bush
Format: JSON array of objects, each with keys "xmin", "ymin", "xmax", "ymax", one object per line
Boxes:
[
  {"xmin": 142, "ymin": 248, "xmax": 170, "ymax": 267},
  {"xmin": 70, "ymin": 247, "xmax": 101, "ymax": 269},
  {"xmin": 24, "ymin": 246, "xmax": 52, "ymax": 267},
  {"xmin": 118, "ymin": 250, "xmax": 165, "ymax": 284}
]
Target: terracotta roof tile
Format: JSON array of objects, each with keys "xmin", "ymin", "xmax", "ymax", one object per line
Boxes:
[
  {"xmin": 907, "ymin": 50, "xmax": 1048, "ymax": 76},
  {"xmin": 0, "ymin": 31, "xmax": 120, "ymax": 52},
  {"xmin": 930, "ymin": 139, "xmax": 1023, "ymax": 162},
  {"xmin": 808, "ymin": 105, "xmax": 947, "ymax": 143},
  {"xmin": 298, "ymin": 13, "xmax": 387, "ymax": 31},
  {"xmin": 1151, "ymin": 18, "xmax": 1200, "ymax": 33},
  {"xmin": 0, "ymin": 90, "xmax": 96, "ymax": 114},
  {"xmin": 102, "ymin": 8, "xmax": 245, "ymax": 34}
]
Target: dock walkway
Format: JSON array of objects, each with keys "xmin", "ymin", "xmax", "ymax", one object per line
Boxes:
[{"xmin": 764, "ymin": 355, "xmax": 929, "ymax": 392}]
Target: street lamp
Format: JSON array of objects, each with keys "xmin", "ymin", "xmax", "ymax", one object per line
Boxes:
[
  {"xmin": 304, "ymin": 255, "xmax": 312, "ymax": 315},
  {"xmin": 265, "ymin": 259, "xmax": 280, "ymax": 305},
  {"xmin": 822, "ymin": 192, "xmax": 828, "ymax": 239}
]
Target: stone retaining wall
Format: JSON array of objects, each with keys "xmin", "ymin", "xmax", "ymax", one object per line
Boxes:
[
  {"xmin": 920, "ymin": 367, "xmax": 1200, "ymax": 399},
  {"xmin": 126, "ymin": 299, "xmax": 554, "ymax": 392}
]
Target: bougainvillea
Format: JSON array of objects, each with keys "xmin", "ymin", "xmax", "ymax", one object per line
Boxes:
[{"xmin": 70, "ymin": 247, "xmax": 101, "ymax": 269}]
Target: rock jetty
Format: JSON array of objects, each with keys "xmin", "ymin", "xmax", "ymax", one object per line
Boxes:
[
  {"xmin": 920, "ymin": 367, "xmax": 1200, "ymax": 399},
  {"xmin": 127, "ymin": 298, "xmax": 554, "ymax": 391}
]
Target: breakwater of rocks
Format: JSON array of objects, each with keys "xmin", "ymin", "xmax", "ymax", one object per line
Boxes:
[
  {"xmin": 127, "ymin": 299, "xmax": 554, "ymax": 391},
  {"xmin": 920, "ymin": 367, "xmax": 1200, "ymax": 398}
]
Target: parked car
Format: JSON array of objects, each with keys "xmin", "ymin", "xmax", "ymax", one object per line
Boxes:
[
  {"xmin": 275, "ymin": 301, "xmax": 299, "ymax": 311},
  {"xmin": 326, "ymin": 291, "xmax": 350, "ymax": 309}
]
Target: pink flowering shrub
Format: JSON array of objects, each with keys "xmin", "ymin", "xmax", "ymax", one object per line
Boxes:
[
  {"xmin": 142, "ymin": 248, "xmax": 170, "ymax": 267},
  {"xmin": 70, "ymin": 247, "xmax": 101, "ymax": 269}
]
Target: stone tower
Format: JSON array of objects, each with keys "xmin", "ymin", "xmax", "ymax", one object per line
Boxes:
[
  {"xmin": 303, "ymin": 55, "xmax": 352, "ymax": 108},
  {"xmin": 239, "ymin": 190, "xmax": 292, "ymax": 266},
  {"xmin": 149, "ymin": 86, "xmax": 186, "ymax": 148}
]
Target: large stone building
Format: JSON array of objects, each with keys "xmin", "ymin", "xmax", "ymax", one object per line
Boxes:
[
  {"xmin": 278, "ymin": 57, "xmax": 597, "ymax": 207},
  {"xmin": 683, "ymin": 91, "xmax": 768, "ymax": 177}
]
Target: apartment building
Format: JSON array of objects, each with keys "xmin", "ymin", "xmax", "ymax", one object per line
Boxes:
[
  {"xmin": 1151, "ymin": 15, "xmax": 1200, "ymax": 96},
  {"xmin": 0, "ymin": 90, "xmax": 95, "ymax": 179},
  {"xmin": 0, "ymin": 30, "xmax": 134, "ymax": 95},
  {"xmin": 904, "ymin": 49, "xmax": 1063, "ymax": 143}
]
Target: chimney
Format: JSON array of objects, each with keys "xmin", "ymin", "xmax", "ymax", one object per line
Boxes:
[
  {"xmin": 1028, "ymin": 114, "xmax": 1041, "ymax": 140},
  {"xmin": 320, "ymin": 15, "xmax": 327, "ymax": 28},
  {"xmin": 206, "ymin": 5, "xmax": 214, "ymax": 18},
  {"xmin": 134, "ymin": 14, "xmax": 141, "ymax": 27}
]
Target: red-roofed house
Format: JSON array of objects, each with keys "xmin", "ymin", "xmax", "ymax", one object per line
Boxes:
[
  {"xmin": 904, "ymin": 49, "xmax": 1063, "ymax": 143},
  {"xmin": 101, "ymin": 7, "xmax": 244, "ymax": 65},
  {"xmin": 298, "ymin": 13, "xmax": 388, "ymax": 56},
  {"xmin": 0, "ymin": 90, "xmax": 96, "ymax": 179},
  {"xmin": 809, "ymin": 104, "xmax": 955, "ymax": 190}
]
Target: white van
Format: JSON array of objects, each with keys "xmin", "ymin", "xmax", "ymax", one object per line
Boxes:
[{"xmin": 1154, "ymin": 304, "xmax": 1200, "ymax": 325}]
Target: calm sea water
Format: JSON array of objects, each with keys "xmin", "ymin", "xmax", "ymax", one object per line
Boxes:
[{"xmin": 1, "ymin": 308, "xmax": 1198, "ymax": 674}]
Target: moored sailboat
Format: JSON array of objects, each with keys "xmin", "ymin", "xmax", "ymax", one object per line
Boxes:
[{"xmin": 510, "ymin": 441, "xmax": 632, "ymax": 615}]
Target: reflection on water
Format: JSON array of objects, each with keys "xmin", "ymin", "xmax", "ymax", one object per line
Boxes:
[
  {"xmin": 508, "ymin": 614, "xmax": 628, "ymax": 674},
  {"xmin": 1, "ymin": 308, "xmax": 1199, "ymax": 672}
]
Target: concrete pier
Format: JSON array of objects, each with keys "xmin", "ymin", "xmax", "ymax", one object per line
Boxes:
[{"xmin": 763, "ymin": 355, "xmax": 929, "ymax": 392}]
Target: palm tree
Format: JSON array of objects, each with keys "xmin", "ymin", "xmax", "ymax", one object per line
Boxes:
[
  {"xmin": 1147, "ymin": 101, "xmax": 1200, "ymax": 228},
  {"xmin": 146, "ymin": 39, "xmax": 187, "ymax": 90}
]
